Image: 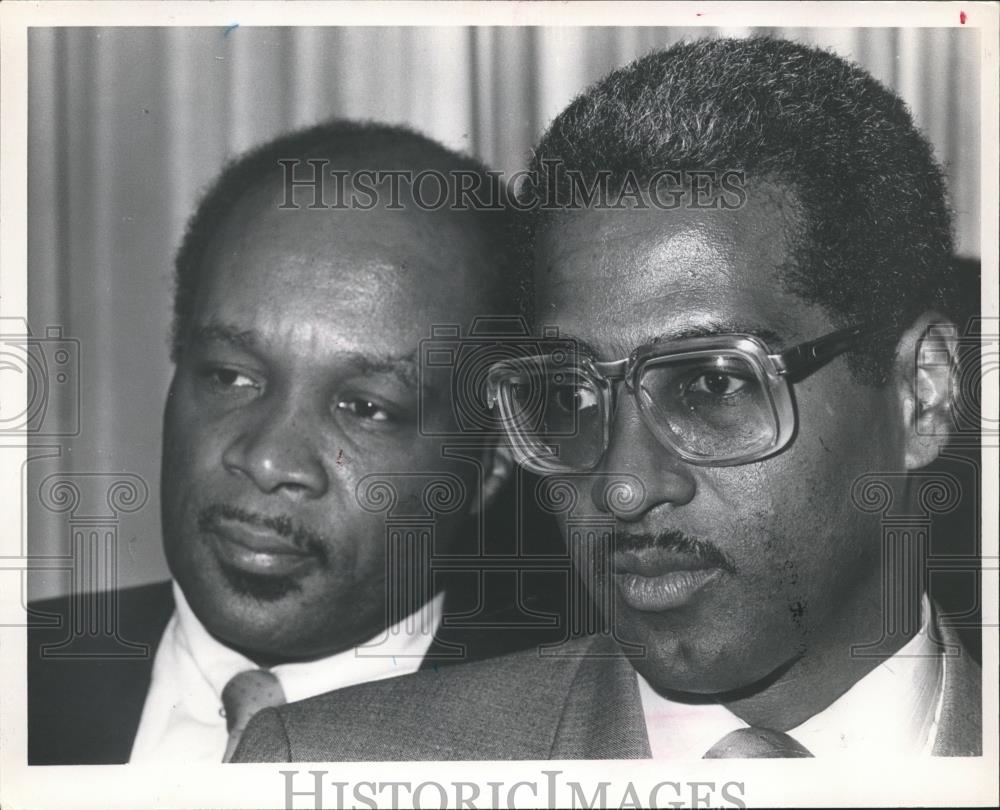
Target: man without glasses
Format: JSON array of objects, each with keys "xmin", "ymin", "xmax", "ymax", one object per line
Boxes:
[
  {"xmin": 236, "ymin": 37, "xmax": 981, "ymax": 761},
  {"xmin": 29, "ymin": 121, "xmax": 534, "ymax": 763}
]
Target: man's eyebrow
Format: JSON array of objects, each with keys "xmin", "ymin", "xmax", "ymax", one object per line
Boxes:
[
  {"xmin": 351, "ymin": 350, "xmax": 420, "ymax": 388},
  {"xmin": 642, "ymin": 322, "xmax": 786, "ymax": 349},
  {"xmin": 548, "ymin": 334, "xmax": 604, "ymax": 362},
  {"xmin": 189, "ymin": 323, "xmax": 260, "ymax": 352},
  {"xmin": 187, "ymin": 324, "xmax": 421, "ymax": 388},
  {"xmin": 553, "ymin": 322, "xmax": 787, "ymax": 362}
]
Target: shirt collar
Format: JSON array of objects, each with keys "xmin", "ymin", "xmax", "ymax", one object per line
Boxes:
[
  {"xmin": 789, "ymin": 593, "xmax": 943, "ymax": 756},
  {"xmin": 638, "ymin": 593, "xmax": 944, "ymax": 757},
  {"xmin": 172, "ymin": 581, "xmax": 444, "ymax": 705}
]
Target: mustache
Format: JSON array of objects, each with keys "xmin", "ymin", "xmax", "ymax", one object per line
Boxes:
[
  {"xmin": 198, "ymin": 503, "xmax": 331, "ymax": 567},
  {"xmin": 614, "ymin": 529, "xmax": 738, "ymax": 574}
]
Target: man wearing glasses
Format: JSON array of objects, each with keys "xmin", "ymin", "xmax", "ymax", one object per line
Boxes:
[{"xmin": 235, "ymin": 37, "xmax": 981, "ymax": 760}]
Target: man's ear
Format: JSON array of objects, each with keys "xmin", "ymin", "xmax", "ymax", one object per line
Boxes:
[
  {"xmin": 471, "ymin": 442, "xmax": 515, "ymax": 515},
  {"xmin": 894, "ymin": 312, "xmax": 958, "ymax": 470}
]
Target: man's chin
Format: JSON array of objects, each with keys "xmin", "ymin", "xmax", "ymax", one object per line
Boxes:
[
  {"xmin": 626, "ymin": 632, "xmax": 800, "ymax": 700},
  {"xmin": 610, "ymin": 612, "xmax": 769, "ymax": 697},
  {"xmin": 636, "ymin": 663, "xmax": 746, "ymax": 699},
  {"xmin": 216, "ymin": 558, "xmax": 303, "ymax": 602}
]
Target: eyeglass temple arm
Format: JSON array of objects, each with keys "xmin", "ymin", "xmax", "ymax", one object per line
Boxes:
[{"xmin": 770, "ymin": 324, "xmax": 893, "ymax": 377}]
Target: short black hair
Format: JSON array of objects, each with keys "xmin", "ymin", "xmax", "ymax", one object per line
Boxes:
[
  {"xmin": 172, "ymin": 119, "xmax": 515, "ymax": 361},
  {"xmin": 523, "ymin": 36, "xmax": 965, "ymax": 384}
]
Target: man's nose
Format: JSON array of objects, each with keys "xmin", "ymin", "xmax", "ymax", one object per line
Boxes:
[
  {"xmin": 589, "ymin": 395, "xmax": 695, "ymax": 521},
  {"xmin": 221, "ymin": 396, "xmax": 329, "ymax": 499}
]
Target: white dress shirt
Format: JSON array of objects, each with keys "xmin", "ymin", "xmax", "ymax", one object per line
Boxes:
[
  {"xmin": 130, "ymin": 582, "xmax": 443, "ymax": 762},
  {"xmin": 639, "ymin": 594, "xmax": 945, "ymax": 757}
]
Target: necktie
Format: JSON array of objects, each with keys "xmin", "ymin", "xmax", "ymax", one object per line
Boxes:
[
  {"xmin": 221, "ymin": 669, "xmax": 287, "ymax": 762},
  {"xmin": 703, "ymin": 727, "xmax": 814, "ymax": 758}
]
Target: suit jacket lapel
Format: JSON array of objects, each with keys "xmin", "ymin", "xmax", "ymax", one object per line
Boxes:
[
  {"xmin": 932, "ymin": 620, "xmax": 982, "ymax": 756},
  {"xmin": 550, "ymin": 635, "xmax": 651, "ymax": 759}
]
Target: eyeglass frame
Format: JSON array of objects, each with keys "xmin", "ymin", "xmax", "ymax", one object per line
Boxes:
[{"xmin": 486, "ymin": 323, "xmax": 891, "ymax": 471}]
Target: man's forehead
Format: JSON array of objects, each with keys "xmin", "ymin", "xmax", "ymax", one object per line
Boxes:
[
  {"xmin": 194, "ymin": 188, "xmax": 506, "ymax": 332},
  {"xmin": 536, "ymin": 184, "xmax": 799, "ymax": 276},
  {"xmin": 531, "ymin": 189, "xmax": 826, "ymax": 355},
  {"xmin": 207, "ymin": 173, "xmax": 499, "ymax": 276}
]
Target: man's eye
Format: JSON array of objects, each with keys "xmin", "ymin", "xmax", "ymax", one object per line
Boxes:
[
  {"xmin": 687, "ymin": 371, "xmax": 750, "ymax": 397},
  {"xmin": 203, "ymin": 367, "xmax": 260, "ymax": 392},
  {"xmin": 553, "ymin": 384, "xmax": 599, "ymax": 413},
  {"xmin": 336, "ymin": 399, "xmax": 391, "ymax": 422}
]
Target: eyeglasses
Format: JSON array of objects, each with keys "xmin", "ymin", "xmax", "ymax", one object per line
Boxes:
[{"xmin": 485, "ymin": 324, "xmax": 885, "ymax": 473}]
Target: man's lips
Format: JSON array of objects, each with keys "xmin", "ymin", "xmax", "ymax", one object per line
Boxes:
[
  {"xmin": 206, "ymin": 518, "xmax": 315, "ymax": 576},
  {"xmin": 612, "ymin": 547, "xmax": 725, "ymax": 611}
]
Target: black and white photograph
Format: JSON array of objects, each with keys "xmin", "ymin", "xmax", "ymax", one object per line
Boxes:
[{"xmin": 1, "ymin": 2, "xmax": 996, "ymax": 808}]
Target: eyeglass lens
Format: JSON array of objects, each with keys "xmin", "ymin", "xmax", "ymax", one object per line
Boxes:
[
  {"xmin": 636, "ymin": 354, "xmax": 778, "ymax": 459},
  {"xmin": 500, "ymin": 352, "xmax": 779, "ymax": 468},
  {"xmin": 507, "ymin": 364, "xmax": 606, "ymax": 469}
]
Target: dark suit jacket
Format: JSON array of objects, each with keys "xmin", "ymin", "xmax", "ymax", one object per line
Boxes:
[
  {"xmin": 235, "ymin": 623, "xmax": 983, "ymax": 761},
  {"xmin": 28, "ymin": 581, "xmax": 175, "ymax": 765},
  {"xmin": 27, "ymin": 581, "xmax": 563, "ymax": 764}
]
